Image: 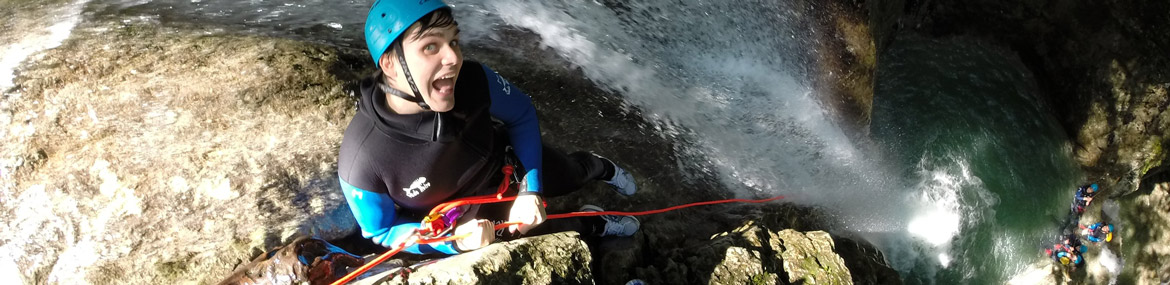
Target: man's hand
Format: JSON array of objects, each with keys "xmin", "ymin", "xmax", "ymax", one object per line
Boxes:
[
  {"xmin": 507, "ymin": 194, "xmax": 546, "ymax": 234},
  {"xmin": 454, "ymin": 219, "xmax": 495, "ymax": 251}
]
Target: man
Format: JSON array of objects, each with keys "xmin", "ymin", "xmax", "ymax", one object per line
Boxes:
[
  {"xmin": 1071, "ymin": 183, "xmax": 1098, "ymax": 214},
  {"xmin": 1083, "ymin": 222, "xmax": 1113, "ymax": 243},
  {"xmin": 338, "ymin": 0, "xmax": 639, "ymax": 255}
]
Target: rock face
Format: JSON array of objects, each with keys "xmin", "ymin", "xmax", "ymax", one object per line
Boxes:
[
  {"xmin": 621, "ymin": 205, "xmax": 901, "ymax": 284},
  {"xmin": 1, "ymin": 19, "xmax": 363, "ymax": 284},
  {"xmin": 776, "ymin": 230, "xmax": 852, "ymax": 284},
  {"xmin": 1123, "ymin": 174, "xmax": 1170, "ymax": 283},
  {"xmin": 349, "ymin": 218, "xmax": 894, "ymax": 285},
  {"xmin": 354, "ymin": 232, "xmax": 593, "ymax": 285},
  {"xmin": 806, "ymin": 0, "xmax": 880, "ymax": 139}
]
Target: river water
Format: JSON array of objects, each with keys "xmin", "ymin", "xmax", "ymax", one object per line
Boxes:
[{"xmin": 1, "ymin": 0, "xmax": 1098, "ymax": 283}]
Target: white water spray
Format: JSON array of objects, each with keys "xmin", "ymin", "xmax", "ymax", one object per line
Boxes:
[
  {"xmin": 1098, "ymin": 247, "xmax": 1122, "ymax": 283},
  {"xmin": 459, "ymin": 0, "xmax": 981, "ymax": 276}
]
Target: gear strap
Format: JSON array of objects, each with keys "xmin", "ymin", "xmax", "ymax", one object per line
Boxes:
[{"xmin": 395, "ymin": 41, "xmax": 430, "ymax": 110}]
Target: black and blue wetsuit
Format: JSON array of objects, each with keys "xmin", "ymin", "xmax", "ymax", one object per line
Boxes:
[
  {"xmin": 1071, "ymin": 184, "xmax": 1098, "ymax": 214},
  {"xmin": 1085, "ymin": 222, "xmax": 1112, "ymax": 243},
  {"xmin": 337, "ymin": 61, "xmax": 609, "ymax": 254}
]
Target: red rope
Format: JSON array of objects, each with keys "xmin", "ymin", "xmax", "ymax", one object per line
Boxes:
[
  {"xmin": 546, "ymin": 195, "xmax": 786, "ymax": 220},
  {"xmin": 332, "ymin": 234, "xmax": 414, "ymax": 285}
]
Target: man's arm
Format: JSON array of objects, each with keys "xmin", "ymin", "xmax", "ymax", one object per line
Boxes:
[
  {"xmin": 340, "ymin": 178, "xmax": 459, "ymax": 254},
  {"xmin": 483, "ymin": 65, "xmax": 543, "ymax": 193}
]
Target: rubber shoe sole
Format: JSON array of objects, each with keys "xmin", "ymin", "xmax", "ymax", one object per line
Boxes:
[{"xmin": 579, "ymin": 204, "xmax": 639, "ymax": 237}]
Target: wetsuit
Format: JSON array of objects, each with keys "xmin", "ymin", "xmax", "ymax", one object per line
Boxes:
[
  {"xmin": 1071, "ymin": 184, "xmax": 1097, "ymax": 214},
  {"xmin": 1085, "ymin": 223, "xmax": 1111, "ymax": 243},
  {"xmin": 338, "ymin": 61, "xmax": 610, "ymax": 254}
]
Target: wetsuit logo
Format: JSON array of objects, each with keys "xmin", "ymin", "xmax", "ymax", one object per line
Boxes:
[
  {"xmin": 495, "ymin": 74, "xmax": 512, "ymax": 95},
  {"xmin": 403, "ymin": 177, "xmax": 431, "ymax": 198}
]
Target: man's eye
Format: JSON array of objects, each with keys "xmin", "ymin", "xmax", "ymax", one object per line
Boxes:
[
  {"xmin": 450, "ymin": 40, "xmax": 459, "ymax": 47},
  {"xmin": 424, "ymin": 44, "xmax": 437, "ymax": 52}
]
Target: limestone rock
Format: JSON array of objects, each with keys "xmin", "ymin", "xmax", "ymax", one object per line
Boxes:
[
  {"xmin": 775, "ymin": 230, "xmax": 851, "ymax": 284},
  {"xmin": 645, "ymin": 213, "xmax": 893, "ymax": 285},
  {"xmin": 354, "ymin": 232, "xmax": 593, "ymax": 285},
  {"xmin": 0, "ymin": 18, "xmax": 363, "ymax": 284}
]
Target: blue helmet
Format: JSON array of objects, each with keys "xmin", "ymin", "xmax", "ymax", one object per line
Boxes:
[{"xmin": 365, "ymin": 0, "xmax": 450, "ymax": 65}]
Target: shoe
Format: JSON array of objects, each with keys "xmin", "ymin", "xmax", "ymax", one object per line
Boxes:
[
  {"xmin": 625, "ymin": 279, "xmax": 647, "ymax": 285},
  {"xmin": 596, "ymin": 155, "xmax": 636, "ymax": 196},
  {"xmin": 579, "ymin": 204, "xmax": 639, "ymax": 237}
]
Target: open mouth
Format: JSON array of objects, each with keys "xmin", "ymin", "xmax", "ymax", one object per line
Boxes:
[{"xmin": 431, "ymin": 74, "xmax": 456, "ymax": 96}]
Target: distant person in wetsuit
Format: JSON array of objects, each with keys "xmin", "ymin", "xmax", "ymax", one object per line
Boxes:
[
  {"xmin": 337, "ymin": 0, "xmax": 641, "ymax": 255},
  {"xmin": 1045, "ymin": 234, "xmax": 1085, "ymax": 270},
  {"xmin": 1071, "ymin": 183, "xmax": 1098, "ymax": 214},
  {"xmin": 1083, "ymin": 222, "xmax": 1113, "ymax": 243},
  {"xmin": 1061, "ymin": 233, "xmax": 1085, "ymax": 254}
]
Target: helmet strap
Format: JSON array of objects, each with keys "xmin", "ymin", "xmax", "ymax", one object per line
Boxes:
[
  {"xmin": 395, "ymin": 41, "xmax": 430, "ymax": 110},
  {"xmin": 381, "ymin": 83, "xmax": 424, "ymax": 105}
]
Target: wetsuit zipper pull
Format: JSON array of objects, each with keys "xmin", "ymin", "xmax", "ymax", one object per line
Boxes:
[{"xmin": 432, "ymin": 112, "xmax": 442, "ymax": 142}]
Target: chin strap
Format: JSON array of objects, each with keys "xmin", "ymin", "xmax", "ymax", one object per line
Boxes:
[
  {"xmin": 386, "ymin": 41, "xmax": 445, "ymax": 141},
  {"xmin": 395, "ymin": 41, "xmax": 430, "ymax": 110},
  {"xmin": 382, "ymin": 86, "xmax": 424, "ymax": 106}
]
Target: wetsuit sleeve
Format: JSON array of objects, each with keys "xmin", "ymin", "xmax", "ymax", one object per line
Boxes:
[
  {"xmin": 482, "ymin": 65, "xmax": 543, "ymax": 193},
  {"xmin": 1086, "ymin": 235, "xmax": 1101, "ymax": 242},
  {"xmin": 340, "ymin": 177, "xmax": 459, "ymax": 255}
]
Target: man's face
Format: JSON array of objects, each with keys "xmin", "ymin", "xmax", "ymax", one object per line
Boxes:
[{"xmin": 385, "ymin": 21, "xmax": 463, "ymax": 112}]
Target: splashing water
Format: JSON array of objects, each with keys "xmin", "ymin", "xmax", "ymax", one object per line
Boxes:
[
  {"xmin": 464, "ymin": 0, "xmax": 977, "ymax": 280},
  {"xmin": 1099, "ymin": 247, "xmax": 1122, "ymax": 283},
  {"xmin": 454, "ymin": 1, "xmax": 1082, "ymax": 283}
]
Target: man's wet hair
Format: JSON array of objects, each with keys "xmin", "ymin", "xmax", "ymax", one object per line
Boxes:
[
  {"xmin": 392, "ymin": 7, "xmax": 456, "ymax": 47},
  {"xmin": 378, "ymin": 8, "xmax": 456, "ymax": 66}
]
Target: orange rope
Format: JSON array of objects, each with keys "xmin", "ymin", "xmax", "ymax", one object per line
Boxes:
[{"xmin": 330, "ymin": 194, "xmax": 786, "ymax": 285}]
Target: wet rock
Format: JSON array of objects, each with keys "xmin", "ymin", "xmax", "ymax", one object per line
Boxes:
[
  {"xmin": 353, "ymin": 232, "xmax": 593, "ymax": 285},
  {"xmin": 1120, "ymin": 173, "xmax": 1170, "ymax": 283},
  {"xmin": 620, "ymin": 204, "xmax": 896, "ymax": 285},
  {"xmin": 218, "ymin": 236, "xmax": 364, "ymax": 285},
  {"xmin": 594, "ymin": 236, "xmax": 644, "ymax": 285},
  {"xmin": 1, "ymin": 18, "xmax": 363, "ymax": 284},
  {"xmin": 831, "ymin": 235, "xmax": 903, "ymax": 284},
  {"xmin": 805, "ymin": 0, "xmax": 880, "ymax": 140},
  {"xmin": 775, "ymin": 230, "xmax": 851, "ymax": 284}
]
